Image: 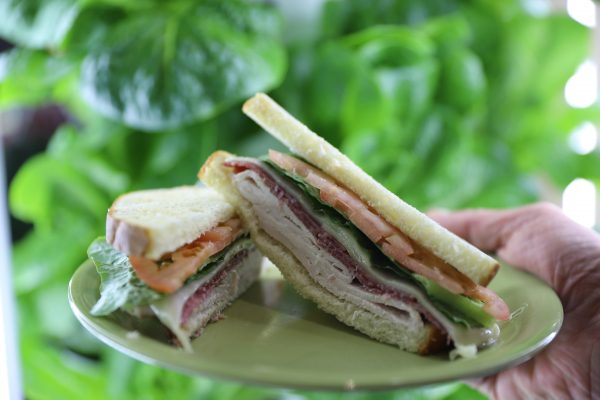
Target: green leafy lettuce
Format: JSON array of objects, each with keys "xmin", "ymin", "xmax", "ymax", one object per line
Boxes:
[
  {"xmin": 413, "ymin": 276, "xmax": 494, "ymax": 328},
  {"xmin": 88, "ymin": 237, "xmax": 162, "ymax": 316},
  {"xmin": 262, "ymin": 158, "xmax": 494, "ymax": 328}
]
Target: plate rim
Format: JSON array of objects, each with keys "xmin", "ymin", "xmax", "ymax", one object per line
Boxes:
[{"xmin": 69, "ymin": 259, "xmax": 563, "ymax": 391}]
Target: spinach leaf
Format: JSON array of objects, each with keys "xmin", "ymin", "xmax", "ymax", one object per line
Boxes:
[
  {"xmin": 88, "ymin": 237, "xmax": 162, "ymax": 316},
  {"xmin": 75, "ymin": 0, "xmax": 286, "ymax": 130},
  {"xmin": 0, "ymin": 0, "xmax": 79, "ymax": 48}
]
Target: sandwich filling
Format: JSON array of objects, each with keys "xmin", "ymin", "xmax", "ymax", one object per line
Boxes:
[
  {"xmin": 130, "ymin": 217, "xmax": 244, "ymax": 293},
  {"xmin": 88, "ymin": 220, "xmax": 260, "ymax": 350},
  {"xmin": 150, "ymin": 242, "xmax": 261, "ymax": 350},
  {"xmin": 224, "ymin": 155, "xmax": 504, "ymax": 354},
  {"xmin": 266, "ymin": 151, "xmax": 509, "ymax": 321}
]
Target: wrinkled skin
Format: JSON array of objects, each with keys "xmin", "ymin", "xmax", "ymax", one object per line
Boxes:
[{"xmin": 430, "ymin": 203, "xmax": 600, "ymax": 400}]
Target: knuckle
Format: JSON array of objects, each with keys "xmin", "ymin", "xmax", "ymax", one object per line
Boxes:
[{"xmin": 524, "ymin": 202, "xmax": 560, "ymax": 217}]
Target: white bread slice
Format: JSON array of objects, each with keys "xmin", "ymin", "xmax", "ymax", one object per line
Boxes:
[
  {"xmin": 199, "ymin": 152, "xmax": 446, "ymax": 354},
  {"xmin": 106, "ymin": 186, "xmax": 235, "ymax": 260},
  {"xmin": 242, "ymin": 93, "xmax": 498, "ymax": 286}
]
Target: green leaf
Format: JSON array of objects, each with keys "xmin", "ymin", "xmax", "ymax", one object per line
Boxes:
[
  {"xmin": 293, "ymin": 382, "xmax": 476, "ymax": 400},
  {"xmin": 443, "ymin": 383, "xmax": 487, "ymax": 400},
  {"xmin": 0, "ymin": 48, "xmax": 76, "ymax": 107},
  {"xmin": 33, "ymin": 281, "xmax": 84, "ymax": 339},
  {"xmin": 344, "ymin": 27, "xmax": 439, "ymax": 130},
  {"xmin": 299, "ymin": 44, "xmax": 363, "ymax": 146},
  {"xmin": 75, "ymin": 0, "xmax": 287, "ymax": 130},
  {"xmin": 9, "ymin": 153, "xmax": 108, "ymax": 229},
  {"xmin": 340, "ymin": 60, "xmax": 388, "ymax": 139},
  {"xmin": 18, "ymin": 298, "xmax": 108, "ymax": 400},
  {"xmin": 47, "ymin": 125, "xmax": 131, "ymax": 197},
  {"xmin": 12, "ymin": 216, "xmax": 96, "ymax": 294},
  {"xmin": 437, "ymin": 48, "xmax": 486, "ymax": 112},
  {"xmin": 21, "ymin": 338, "xmax": 108, "ymax": 400},
  {"xmin": 423, "ymin": 14, "xmax": 472, "ymax": 51},
  {"xmin": 103, "ymin": 349, "xmax": 281, "ymax": 400},
  {"xmin": 235, "ymin": 130, "xmax": 288, "ymax": 158},
  {"xmin": 0, "ymin": 0, "xmax": 79, "ymax": 48},
  {"xmin": 60, "ymin": 5, "xmax": 128, "ymax": 56},
  {"xmin": 414, "ymin": 276, "xmax": 494, "ymax": 328},
  {"xmin": 145, "ymin": 125, "xmax": 215, "ymax": 183},
  {"xmin": 321, "ymin": 0, "xmax": 461, "ymax": 39},
  {"xmin": 87, "ymin": 237, "xmax": 162, "ymax": 315}
]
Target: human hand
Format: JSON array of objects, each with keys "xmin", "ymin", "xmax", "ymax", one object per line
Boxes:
[{"xmin": 429, "ymin": 203, "xmax": 600, "ymax": 399}]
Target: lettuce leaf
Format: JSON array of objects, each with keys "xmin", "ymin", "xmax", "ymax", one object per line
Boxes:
[
  {"xmin": 413, "ymin": 275, "xmax": 495, "ymax": 328},
  {"xmin": 88, "ymin": 237, "xmax": 162, "ymax": 316},
  {"xmin": 262, "ymin": 158, "xmax": 494, "ymax": 328}
]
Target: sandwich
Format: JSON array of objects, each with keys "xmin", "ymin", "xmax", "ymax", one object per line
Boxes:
[
  {"xmin": 87, "ymin": 185, "xmax": 262, "ymax": 351},
  {"xmin": 199, "ymin": 93, "xmax": 510, "ymax": 357}
]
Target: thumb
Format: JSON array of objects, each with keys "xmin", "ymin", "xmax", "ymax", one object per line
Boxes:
[
  {"xmin": 429, "ymin": 203, "xmax": 577, "ymax": 287},
  {"xmin": 427, "ymin": 208, "xmax": 520, "ymax": 253}
]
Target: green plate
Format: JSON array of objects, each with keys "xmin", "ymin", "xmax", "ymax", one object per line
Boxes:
[{"xmin": 69, "ymin": 259, "xmax": 562, "ymax": 391}]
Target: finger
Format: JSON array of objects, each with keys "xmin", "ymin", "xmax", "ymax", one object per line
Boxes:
[
  {"xmin": 428, "ymin": 203, "xmax": 560, "ymax": 282},
  {"xmin": 430, "ymin": 203, "xmax": 600, "ymax": 292},
  {"xmin": 428, "ymin": 208, "xmax": 520, "ymax": 253}
]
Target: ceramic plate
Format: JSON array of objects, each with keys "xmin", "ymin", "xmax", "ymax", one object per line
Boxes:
[{"xmin": 69, "ymin": 260, "xmax": 562, "ymax": 390}]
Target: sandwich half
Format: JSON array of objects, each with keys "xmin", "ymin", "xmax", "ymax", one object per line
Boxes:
[
  {"xmin": 199, "ymin": 93, "xmax": 510, "ymax": 356},
  {"xmin": 88, "ymin": 185, "xmax": 262, "ymax": 350}
]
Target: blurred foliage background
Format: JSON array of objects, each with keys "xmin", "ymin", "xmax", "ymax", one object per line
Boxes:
[{"xmin": 1, "ymin": 0, "xmax": 598, "ymax": 399}]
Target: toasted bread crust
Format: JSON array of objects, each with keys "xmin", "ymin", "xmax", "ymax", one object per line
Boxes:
[
  {"xmin": 255, "ymin": 228, "xmax": 440, "ymax": 354},
  {"xmin": 106, "ymin": 209, "xmax": 149, "ymax": 256},
  {"xmin": 419, "ymin": 323, "xmax": 449, "ymax": 354}
]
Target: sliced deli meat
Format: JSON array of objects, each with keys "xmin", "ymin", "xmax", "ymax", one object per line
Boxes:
[
  {"xmin": 150, "ymin": 239, "xmax": 261, "ymax": 351},
  {"xmin": 223, "ymin": 157, "xmax": 500, "ymax": 353},
  {"xmin": 267, "ymin": 151, "xmax": 509, "ymax": 321}
]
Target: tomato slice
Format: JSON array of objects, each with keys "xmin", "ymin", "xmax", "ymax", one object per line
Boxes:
[{"xmin": 130, "ymin": 218, "xmax": 243, "ymax": 294}]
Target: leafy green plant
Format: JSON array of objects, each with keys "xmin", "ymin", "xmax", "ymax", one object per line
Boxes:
[
  {"xmin": 67, "ymin": 0, "xmax": 286, "ymax": 130},
  {"xmin": 276, "ymin": 4, "xmax": 598, "ymax": 209},
  {"xmin": 2, "ymin": 1, "xmax": 597, "ymax": 399}
]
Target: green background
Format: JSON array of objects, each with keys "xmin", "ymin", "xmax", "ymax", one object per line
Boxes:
[{"xmin": 1, "ymin": 0, "xmax": 597, "ymax": 399}]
